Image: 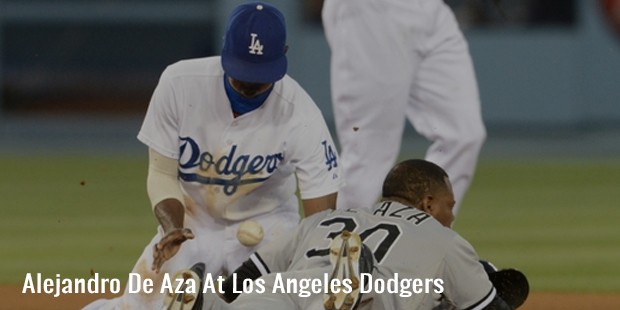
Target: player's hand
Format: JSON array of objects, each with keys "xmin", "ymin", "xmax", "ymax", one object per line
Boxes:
[{"xmin": 151, "ymin": 228, "xmax": 195, "ymax": 273}]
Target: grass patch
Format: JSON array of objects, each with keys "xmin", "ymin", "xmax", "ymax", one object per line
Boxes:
[
  {"xmin": 2, "ymin": 155, "xmax": 619, "ymax": 292},
  {"xmin": 455, "ymin": 159, "xmax": 620, "ymax": 293},
  {"xmin": 0, "ymin": 155, "xmax": 154, "ymax": 283}
]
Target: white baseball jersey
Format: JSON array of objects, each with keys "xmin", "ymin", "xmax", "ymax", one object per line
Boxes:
[
  {"xmin": 138, "ymin": 56, "xmax": 342, "ymax": 221},
  {"xmin": 83, "ymin": 56, "xmax": 342, "ymax": 310},
  {"xmin": 322, "ymin": 0, "xmax": 486, "ymax": 215},
  {"xmin": 251, "ymin": 201, "xmax": 495, "ymax": 309}
]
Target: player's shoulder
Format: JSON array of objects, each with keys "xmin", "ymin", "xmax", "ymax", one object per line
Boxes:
[
  {"xmin": 421, "ymin": 223, "xmax": 475, "ymax": 257},
  {"xmin": 161, "ymin": 56, "xmax": 223, "ymax": 79},
  {"xmin": 297, "ymin": 209, "xmax": 350, "ymax": 230},
  {"xmin": 448, "ymin": 230, "xmax": 477, "ymax": 251},
  {"xmin": 270, "ymin": 75, "xmax": 323, "ymax": 117},
  {"xmin": 300, "ymin": 209, "xmax": 337, "ymax": 225},
  {"xmin": 305, "ymin": 208, "xmax": 369, "ymax": 226}
]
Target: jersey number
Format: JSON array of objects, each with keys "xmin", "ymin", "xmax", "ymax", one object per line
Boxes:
[{"xmin": 305, "ymin": 216, "xmax": 401, "ymax": 264}]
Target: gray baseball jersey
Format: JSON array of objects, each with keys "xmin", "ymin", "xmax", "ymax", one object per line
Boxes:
[{"xmin": 251, "ymin": 201, "xmax": 495, "ymax": 309}]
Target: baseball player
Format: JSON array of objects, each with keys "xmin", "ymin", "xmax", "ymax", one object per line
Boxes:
[
  {"xmin": 171, "ymin": 159, "xmax": 527, "ymax": 310},
  {"xmin": 322, "ymin": 0, "xmax": 487, "ymax": 217},
  {"xmin": 83, "ymin": 2, "xmax": 341, "ymax": 309}
]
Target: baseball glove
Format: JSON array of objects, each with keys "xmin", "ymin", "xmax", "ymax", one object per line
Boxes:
[{"xmin": 488, "ymin": 268, "xmax": 530, "ymax": 309}]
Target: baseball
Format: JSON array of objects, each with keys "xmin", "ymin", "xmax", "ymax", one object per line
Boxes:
[{"xmin": 236, "ymin": 220, "xmax": 264, "ymax": 247}]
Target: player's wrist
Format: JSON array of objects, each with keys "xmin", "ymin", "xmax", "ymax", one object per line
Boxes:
[
  {"xmin": 163, "ymin": 226, "xmax": 186, "ymax": 235},
  {"xmin": 153, "ymin": 199, "xmax": 186, "ymax": 233}
]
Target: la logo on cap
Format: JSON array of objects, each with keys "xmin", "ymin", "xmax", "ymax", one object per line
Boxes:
[
  {"xmin": 221, "ymin": 2, "xmax": 288, "ymax": 83},
  {"xmin": 249, "ymin": 33, "xmax": 264, "ymax": 55}
]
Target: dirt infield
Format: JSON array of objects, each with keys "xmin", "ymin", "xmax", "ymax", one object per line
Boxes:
[{"xmin": 2, "ymin": 286, "xmax": 619, "ymax": 309}]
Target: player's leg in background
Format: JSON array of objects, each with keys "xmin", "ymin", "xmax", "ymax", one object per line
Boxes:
[
  {"xmin": 322, "ymin": 0, "xmax": 421, "ymax": 211},
  {"xmin": 405, "ymin": 2, "xmax": 486, "ymax": 216}
]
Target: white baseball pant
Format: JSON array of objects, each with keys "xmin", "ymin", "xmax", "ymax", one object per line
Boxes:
[{"xmin": 322, "ymin": 0, "xmax": 486, "ymax": 215}]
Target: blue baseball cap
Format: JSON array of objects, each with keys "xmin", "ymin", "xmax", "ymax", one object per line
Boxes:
[{"xmin": 221, "ymin": 2, "xmax": 288, "ymax": 84}]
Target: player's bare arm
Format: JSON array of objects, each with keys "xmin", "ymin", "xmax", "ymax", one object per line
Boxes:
[{"xmin": 302, "ymin": 192, "xmax": 337, "ymax": 217}]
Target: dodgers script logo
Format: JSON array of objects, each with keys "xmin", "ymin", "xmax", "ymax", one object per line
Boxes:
[{"xmin": 177, "ymin": 137, "xmax": 283, "ymax": 195}]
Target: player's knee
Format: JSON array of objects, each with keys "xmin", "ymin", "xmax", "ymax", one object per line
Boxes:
[
  {"xmin": 466, "ymin": 124, "xmax": 486, "ymax": 147},
  {"xmin": 455, "ymin": 122, "xmax": 486, "ymax": 150},
  {"xmin": 438, "ymin": 124, "xmax": 486, "ymax": 153}
]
